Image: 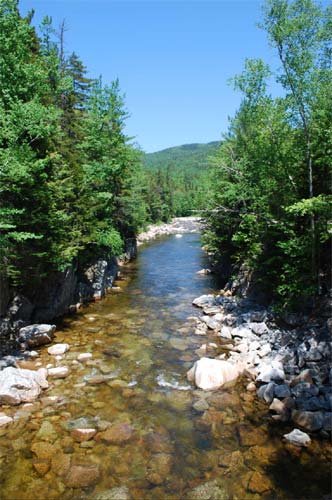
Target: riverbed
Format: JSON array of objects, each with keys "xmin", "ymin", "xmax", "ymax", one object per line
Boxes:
[{"xmin": 0, "ymin": 233, "xmax": 330, "ymax": 499}]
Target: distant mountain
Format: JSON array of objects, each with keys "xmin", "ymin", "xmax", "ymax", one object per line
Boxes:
[{"xmin": 143, "ymin": 141, "xmax": 221, "ymax": 172}]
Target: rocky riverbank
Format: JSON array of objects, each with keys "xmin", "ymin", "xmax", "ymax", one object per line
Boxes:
[
  {"xmin": 137, "ymin": 216, "xmax": 202, "ymax": 245},
  {"xmin": 188, "ymin": 292, "xmax": 332, "ymax": 441}
]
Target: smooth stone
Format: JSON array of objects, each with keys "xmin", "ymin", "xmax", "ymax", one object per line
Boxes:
[
  {"xmin": 96, "ymin": 423, "xmax": 135, "ymax": 444},
  {"xmin": 283, "ymin": 428, "xmax": 311, "ymax": 447},
  {"xmin": 64, "ymin": 464, "xmax": 101, "ymax": 488},
  {"xmin": 48, "ymin": 344, "xmax": 69, "ymax": 356},
  {"xmin": 187, "ymin": 357, "xmax": 240, "ymax": 391},
  {"xmin": 48, "ymin": 366, "xmax": 69, "ymax": 379},
  {"xmin": 0, "ymin": 414, "xmax": 13, "ymax": 427},
  {"xmin": 77, "ymin": 353, "xmax": 93, "ymax": 362},
  {"xmin": 71, "ymin": 428, "xmax": 97, "ymax": 442}
]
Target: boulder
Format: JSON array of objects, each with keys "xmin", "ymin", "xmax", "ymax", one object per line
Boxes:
[
  {"xmin": 187, "ymin": 357, "xmax": 240, "ymax": 391},
  {"xmin": 47, "ymin": 343, "xmax": 69, "ymax": 356},
  {"xmin": 18, "ymin": 324, "xmax": 56, "ymax": 348},
  {"xmin": 291, "ymin": 410, "xmax": 324, "ymax": 431},
  {"xmin": 0, "ymin": 367, "xmax": 48, "ymax": 405},
  {"xmin": 283, "ymin": 428, "xmax": 311, "ymax": 447}
]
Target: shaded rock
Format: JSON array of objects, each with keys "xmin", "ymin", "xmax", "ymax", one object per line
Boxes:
[
  {"xmin": 218, "ymin": 450, "xmax": 244, "ymax": 471},
  {"xmin": 283, "ymin": 428, "xmax": 311, "ymax": 447},
  {"xmin": 19, "ymin": 324, "xmax": 56, "ymax": 348},
  {"xmin": 48, "ymin": 366, "xmax": 69, "ymax": 379},
  {"xmin": 187, "ymin": 357, "xmax": 240, "ymax": 391},
  {"xmin": 146, "ymin": 453, "xmax": 172, "ymax": 485},
  {"xmin": 47, "ymin": 343, "xmax": 69, "ymax": 356},
  {"xmin": 0, "ymin": 367, "xmax": 48, "ymax": 405},
  {"xmin": 65, "ymin": 464, "xmax": 101, "ymax": 488},
  {"xmin": 187, "ymin": 480, "xmax": 228, "ymax": 500},
  {"xmin": 323, "ymin": 413, "xmax": 332, "ymax": 432},
  {"xmin": 96, "ymin": 423, "xmax": 135, "ymax": 444},
  {"xmin": 275, "ymin": 384, "xmax": 291, "ymax": 398},
  {"xmin": 292, "ymin": 410, "xmax": 324, "ymax": 431},
  {"xmin": 247, "ymin": 471, "xmax": 273, "ymax": 493},
  {"xmin": 257, "ymin": 382, "xmax": 276, "ymax": 404}
]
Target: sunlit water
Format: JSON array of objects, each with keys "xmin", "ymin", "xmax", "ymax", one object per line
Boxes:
[{"xmin": 0, "ymin": 234, "xmax": 330, "ymax": 499}]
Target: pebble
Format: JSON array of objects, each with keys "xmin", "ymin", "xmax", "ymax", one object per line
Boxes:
[{"xmin": 47, "ymin": 344, "xmax": 69, "ymax": 356}]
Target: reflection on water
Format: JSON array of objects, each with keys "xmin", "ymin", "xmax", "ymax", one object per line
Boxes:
[{"xmin": 0, "ymin": 234, "xmax": 330, "ymax": 499}]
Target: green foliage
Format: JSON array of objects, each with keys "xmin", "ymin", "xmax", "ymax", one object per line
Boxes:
[
  {"xmin": 0, "ymin": 0, "xmax": 148, "ymax": 290},
  {"xmin": 204, "ymin": 0, "xmax": 331, "ymax": 309}
]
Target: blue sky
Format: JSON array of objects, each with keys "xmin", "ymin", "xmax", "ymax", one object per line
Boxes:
[{"xmin": 20, "ymin": 0, "xmax": 281, "ymax": 153}]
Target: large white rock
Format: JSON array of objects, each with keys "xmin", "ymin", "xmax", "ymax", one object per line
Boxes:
[
  {"xmin": 0, "ymin": 367, "xmax": 48, "ymax": 405},
  {"xmin": 47, "ymin": 343, "xmax": 69, "ymax": 356},
  {"xmin": 187, "ymin": 357, "xmax": 240, "ymax": 390}
]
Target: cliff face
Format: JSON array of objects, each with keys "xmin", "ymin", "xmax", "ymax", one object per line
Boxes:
[{"xmin": 0, "ymin": 239, "xmax": 137, "ymax": 355}]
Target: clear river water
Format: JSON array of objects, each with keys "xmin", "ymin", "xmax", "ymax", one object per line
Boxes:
[{"xmin": 0, "ymin": 233, "xmax": 330, "ymax": 500}]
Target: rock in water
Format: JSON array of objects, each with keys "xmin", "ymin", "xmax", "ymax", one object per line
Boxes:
[
  {"xmin": 187, "ymin": 357, "xmax": 239, "ymax": 390},
  {"xmin": 0, "ymin": 367, "xmax": 48, "ymax": 405},
  {"xmin": 18, "ymin": 324, "xmax": 56, "ymax": 348},
  {"xmin": 283, "ymin": 428, "xmax": 311, "ymax": 447},
  {"xmin": 47, "ymin": 343, "xmax": 69, "ymax": 355}
]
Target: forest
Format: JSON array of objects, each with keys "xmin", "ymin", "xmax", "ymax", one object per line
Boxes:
[{"xmin": 0, "ymin": 0, "xmax": 331, "ymax": 310}]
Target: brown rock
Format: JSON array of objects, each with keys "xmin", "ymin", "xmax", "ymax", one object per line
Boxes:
[
  {"xmin": 65, "ymin": 464, "xmax": 101, "ymax": 488},
  {"xmin": 33, "ymin": 459, "xmax": 51, "ymax": 476},
  {"xmin": 96, "ymin": 423, "xmax": 134, "ymax": 444},
  {"xmin": 51, "ymin": 453, "xmax": 71, "ymax": 477},
  {"xmin": 247, "ymin": 471, "xmax": 273, "ymax": 493},
  {"xmin": 237, "ymin": 425, "xmax": 267, "ymax": 446},
  {"xmin": 31, "ymin": 442, "xmax": 58, "ymax": 461},
  {"xmin": 71, "ymin": 428, "xmax": 96, "ymax": 442},
  {"xmin": 146, "ymin": 453, "xmax": 173, "ymax": 485}
]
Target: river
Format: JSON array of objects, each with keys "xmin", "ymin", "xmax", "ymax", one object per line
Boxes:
[{"xmin": 0, "ymin": 233, "xmax": 330, "ymax": 499}]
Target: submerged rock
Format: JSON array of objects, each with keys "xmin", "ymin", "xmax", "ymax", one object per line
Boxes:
[
  {"xmin": 187, "ymin": 480, "xmax": 228, "ymax": 499},
  {"xmin": 64, "ymin": 464, "xmax": 101, "ymax": 488},
  {"xmin": 47, "ymin": 343, "xmax": 69, "ymax": 356},
  {"xmin": 0, "ymin": 367, "xmax": 48, "ymax": 405},
  {"xmin": 146, "ymin": 452, "xmax": 173, "ymax": 485},
  {"xmin": 94, "ymin": 487, "xmax": 131, "ymax": 500},
  {"xmin": 187, "ymin": 357, "xmax": 240, "ymax": 390}
]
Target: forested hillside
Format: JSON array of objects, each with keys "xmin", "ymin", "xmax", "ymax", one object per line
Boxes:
[
  {"xmin": 204, "ymin": 0, "xmax": 332, "ymax": 309},
  {"xmin": 143, "ymin": 142, "xmax": 219, "ymax": 220},
  {"xmin": 0, "ymin": 1, "xmax": 148, "ymax": 293}
]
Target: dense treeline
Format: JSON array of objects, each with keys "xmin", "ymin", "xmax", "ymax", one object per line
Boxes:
[
  {"xmin": 143, "ymin": 142, "xmax": 219, "ymax": 221},
  {"xmin": 204, "ymin": 0, "xmax": 332, "ymax": 309},
  {"xmin": 0, "ymin": 0, "xmax": 148, "ymax": 290}
]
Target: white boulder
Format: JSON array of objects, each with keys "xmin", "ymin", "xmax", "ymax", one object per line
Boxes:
[
  {"xmin": 187, "ymin": 357, "xmax": 240, "ymax": 390},
  {"xmin": 0, "ymin": 367, "xmax": 48, "ymax": 405}
]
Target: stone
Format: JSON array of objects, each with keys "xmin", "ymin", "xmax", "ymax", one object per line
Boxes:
[
  {"xmin": 94, "ymin": 487, "xmax": 131, "ymax": 500},
  {"xmin": 193, "ymin": 399, "xmax": 209, "ymax": 412},
  {"xmin": 187, "ymin": 357, "xmax": 239, "ymax": 391},
  {"xmin": 36, "ymin": 421, "xmax": 58, "ymax": 442},
  {"xmin": 65, "ymin": 464, "xmax": 101, "ymax": 488},
  {"xmin": 291, "ymin": 410, "xmax": 324, "ymax": 431},
  {"xmin": 248, "ymin": 322, "xmax": 268, "ymax": 336},
  {"xmin": 71, "ymin": 428, "xmax": 96, "ymax": 442},
  {"xmin": 274, "ymin": 384, "xmax": 291, "ymax": 398},
  {"xmin": 77, "ymin": 353, "xmax": 93, "ymax": 362},
  {"xmin": 51, "ymin": 453, "xmax": 71, "ymax": 477},
  {"xmin": 202, "ymin": 314, "xmax": 223, "ymax": 330},
  {"xmin": 48, "ymin": 366, "xmax": 69, "ymax": 379},
  {"xmin": 258, "ymin": 343, "xmax": 272, "ymax": 358},
  {"xmin": 31, "ymin": 442, "xmax": 58, "ymax": 460},
  {"xmin": 146, "ymin": 453, "xmax": 173, "ymax": 485},
  {"xmin": 0, "ymin": 414, "xmax": 13, "ymax": 427},
  {"xmin": 0, "ymin": 367, "xmax": 48, "ymax": 405},
  {"xmin": 18, "ymin": 324, "xmax": 56, "ymax": 348},
  {"xmin": 257, "ymin": 362, "xmax": 285, "ymax": 383},
  {"xmin": 193, "ymin": 295, "xmax": 216, "ymax": 308},
  {"xmin": 47, "ymin": 344, "xmax": 69, "ymax": 356},
  {"xmin": 257, "ymin": 382, "xmax": 276, "ymax": 404},
  {"xmin": 247, "ymin": 471, "xmax": 273, "ymax": 493},
  {"xmin": 97, "ymin": 423, "xmax": 135, "ymax": 444},
  {"xmin": 323, "ymin": 413, "xmax": 332, "ymax": 432},
  {"xmin": 283, "ymin": 428, "xmax": 311, "ymax": 447},
  {"xmin": 231, "ymin": 326, "xmax": 252, "ymax": 338},
  {"xmin": 219, "ymin": 326, "xmax": 232, "ymax": 339},
  {"xmin": 187, "ymin": 480, "xmax": 228, "ymax": 500},
  {"xmin": 33, "ymin": 459, "xmax": 51, "ymax": 476}
]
